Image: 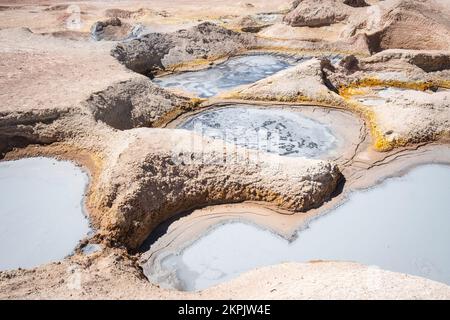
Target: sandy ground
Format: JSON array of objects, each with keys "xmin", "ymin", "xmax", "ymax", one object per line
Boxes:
[
  {"xmin": 0, "ymin": 0, "xmax": 293, "ymax": 33},
  {"xmin": 141, "ymin": 144, "xmax": 450, "ymax": 288},
  {"xmin": 0, "ymin": 27, "xmax": 135, "ymax": 112}
]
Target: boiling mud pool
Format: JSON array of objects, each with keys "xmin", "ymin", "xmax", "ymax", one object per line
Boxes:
[{"xmin": 153, "ymin": 54, "xmax": 296, "ymax": 98}]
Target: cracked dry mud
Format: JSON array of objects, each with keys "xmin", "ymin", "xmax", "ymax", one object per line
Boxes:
[{"xmin": 0, "ymin": 0, "xmax": 450, "ymax": 300}]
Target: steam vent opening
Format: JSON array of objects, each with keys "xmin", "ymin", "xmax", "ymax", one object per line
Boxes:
[
  {"xmin": 0, "ymin": 157, "xmax": 91, "ymax": 271},
  {"xmin": 141, "ymin": 164, "xmax": 450, "ymax": 291}
]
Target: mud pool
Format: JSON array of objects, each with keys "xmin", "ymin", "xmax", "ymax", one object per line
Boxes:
[
  {"xmin": 153, "ymin": 54, "xmax": 296, "ymax": 97},
  {"xmin": 178, "ymin": 106, "xmax": 337, "ymax": 158},
  {"xmin": 375, "ymin": 87, "xmax": 430, "ymax": 98},
  {"xmin": 144, "ymin": 164, "xmax": 450, "ymax": 291},
  {"xmin": 0, "ymin": 157, "xmax": 91, "ymax": 271}
]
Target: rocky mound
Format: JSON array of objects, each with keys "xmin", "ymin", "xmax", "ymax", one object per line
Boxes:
[
  {"xmin": 323, "ymin": 50, "xmax": 450, "ymax": 150},
  {"xmin": 328, "ymin": 50, "xmax": 450, "ymax": 87},
  {"xmin": 226, "ymin": 15, "xmax": 269, "ymax": 33},
  {"xmin": 363, "ymin": 49, "xmax": 450, "ymax": 73},
  {"xmin": 367, "ymin": 0, "xmax": 450, "ymax": 51},
  {"xmin": 343, "ymin": 0, "xmax": 369, "ymax": 7},
  {"xmin": 111, "ymin": 22, "xmax": 257, "ymax": 75},
  {"xmin": 205, "ymin": 261, "xmax": 450, "ymax": 299},
  {"xmin": 2, "ymin": 258, "xmax": 450, "ymax": 299}
]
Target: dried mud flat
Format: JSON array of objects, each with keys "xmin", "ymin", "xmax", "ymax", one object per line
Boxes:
[{"xmin": 0, "ymin": 0, "xmax": 450, "ymax": 299}]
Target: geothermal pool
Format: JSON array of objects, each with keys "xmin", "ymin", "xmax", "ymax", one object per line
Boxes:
[
  {"xmin": 153, "ymin": 54, "xmax": 296, "ymax": 98},
  {"xmin": 145, "ymin": 164, "xmax": 450, "ymax": 291},
  {"xmin": 178, "ymin": 106, "xmax": 337, "ymax": 158},
  {"xmin": 0, "ymin": 157, "xmax": 91, "ymax": 271}
]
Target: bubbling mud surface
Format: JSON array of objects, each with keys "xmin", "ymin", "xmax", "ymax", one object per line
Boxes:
[
  {"xmin": 153, "ymin": 54, "xmax": 296, "ymax": 97},
  {"xmin": 0, "ymin": 157, "xmax": 91, "ymax": 271},
  {"xmin": 144, "ymin": 164, "xmax": 450, "ymax": 291},
  {"xmin": 178, "ymin": 106, "xmax": 337, "ymax": 158}
]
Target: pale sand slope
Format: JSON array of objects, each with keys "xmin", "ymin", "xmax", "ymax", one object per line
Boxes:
[
  {"xmin": 0, "ymin": 0, "xmax": 449, "ymax": 300},
  {"xmin": 1, "ymin": 251, "xmax": 449, "ymax": 300},
  {"xmin": 0, "ymin": 0, "xmax": 293, "ymax": 33}
]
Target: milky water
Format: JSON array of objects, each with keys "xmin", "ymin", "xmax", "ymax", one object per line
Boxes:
[
  {"xmin": 178, "ymin": 107, "xmax": 337, "ymax": 158},
  {"xmin": 153, "ymin": 55, "xmax": 296, "ymax": 98},
  {"xmin": 0, "ymin": 157, "xmax": 91, "ymax": 270},
  {"xmin": 159, "ymin": 164, "xmax": 450, "ymax": 291}
]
